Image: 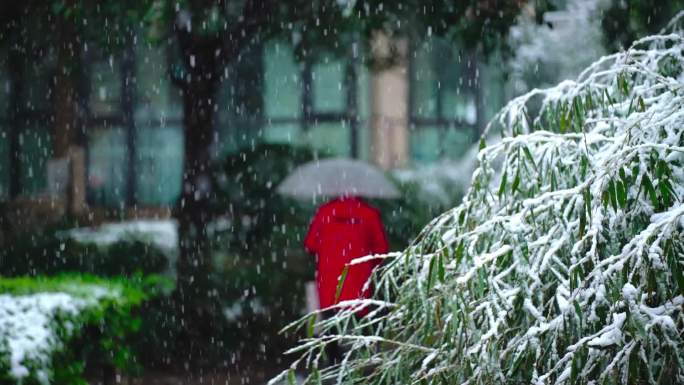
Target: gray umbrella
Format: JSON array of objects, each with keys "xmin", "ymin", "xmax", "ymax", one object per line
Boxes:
[{"xmin": 277, "ymin": 157, "xmax": 400, "ymax": 200}]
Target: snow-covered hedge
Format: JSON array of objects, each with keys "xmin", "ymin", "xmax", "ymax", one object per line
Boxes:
[
  {"xmin": 0, "ymin": 276, "xmax": 157, "ymax": 384},
  {"xmin": 275, "ymin": 20, "xmax": 684, "ymax": 385}
]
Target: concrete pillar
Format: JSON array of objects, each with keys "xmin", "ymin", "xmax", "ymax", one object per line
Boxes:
[{"xmin": 370, "ymin": 33, "xmax": 409, "ymax": 170}]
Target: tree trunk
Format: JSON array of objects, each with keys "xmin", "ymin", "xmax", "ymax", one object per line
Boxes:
[
  {"xmin": 170, "ymin": 0, "xmax": 264, "ymax": 361},
  {"xmin": 172, "ymin": 31, "xmax": 222, "ymax": 358},
  {"xmin": 176, "ymin": 73, "xmax": 216, "ymax": 301},
  {"xmin": 53, "ymin": 26, "xmax": 79, "ymax": 159}
]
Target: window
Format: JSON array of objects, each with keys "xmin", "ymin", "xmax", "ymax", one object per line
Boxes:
[
  {"xmin": 86, "ymin": 50, "xmax": 128, "ymax": 208},
  {"xmin": 0, "ymin": 49, "xmax": 56, "ymax": 198},
  {"xmin": 215, "ymin": 44, "xmax": 264, "ymax": 156},
  {"xmin": 220, "ymin": 41, "xmax": 365, "ymax": 158},
  {"xmin": 134, "ymin": 40, "xmax": 183, "ymax": 206},
  {"xmin": 85, "ymin": 37, "xmax": 183, "ymax": 208},
  {"xmin": 409, "ymin": 38, "xmax": 481, "ymax": 163},
  {"xmin": 87, "ymin": 125, "xmax": 128, "ymax": 207}
]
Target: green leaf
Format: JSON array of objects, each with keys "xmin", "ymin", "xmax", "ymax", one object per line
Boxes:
[
  {"xmin": 559, "ymin": 108, "xmax": 567, "ymax": 133},
  {"xmin": 583, "ymin": 188, "xmax": 592, "ymax": 221},
  {"xmin": 427, "ymin": 255, "xmax": 436, "ymax": 292},
  {"xmin": 437, "ymin": 253, "xmax": 446, "ymax": 283},
  {"xmin": 335, "ymin": 265, "xmax": 349, "ymax": 303},
  {"xmin": 616, "ymin": 180, "xmax": 627, "ymax": 208},
  {"xmin": 667, "ymin": 242, "xmax": 684, "ymax": 297},
  {"xmin": 618, "ymin": 73, "xmax": 630, "ymax": 95},
  {"xmin": 579, "ymin": 156, "xmax": 588, "ymax": 179},
  {"xmin": 511, "ymin": 169, "xmax": 521, "ymax": 194},
  {"xmin": 607, "ymin": 179, "xmax": 618, "ymax": 211},
  {"xmin": 454, "ymin": 240, "xmax": 465, "ymax": 265},
  {"xmin": 628, "ymin": 343, "xmax": 639, "ymax": 383},
  {"xmin": 659, "ymin": 180, "xmax": 672, "ymax": 207},
  {"xmin": 573, "ymin": 299, "xmax": 583, "ymax": 320},
  {"xmin": 498, "ymin": 169, "xmax": 508, "ymax": 198},
  {"xmin": 479, "ymin": 137, "xmax": 486, "ymax": 150},
  {"xmin": 619, "ymin": 167, "xmax": 628, "ymax": 184},
  {"xmin": 288, "ymin": 369, "xmax": 297, "ymax": 385},
  {"xmin": 522, "ymin": 146, "xmax": 537, "ymax": 170},
  {"xmin": 307, "ymin": 314, "xmax": 317, "ymax": 338},
  {"xmin": 641, "ymin": 174, "xmax": 659, "ymax": 207},
  {"xmin": 579, "ymin": 204, "xmax": 586, "ymax": 238}
]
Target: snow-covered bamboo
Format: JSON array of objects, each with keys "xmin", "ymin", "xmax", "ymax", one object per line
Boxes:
[{"xmin": 273, "ymin": 22, "xmax": 684, "ymax": 385}]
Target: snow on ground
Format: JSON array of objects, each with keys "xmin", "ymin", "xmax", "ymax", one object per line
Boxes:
[
  {"xmin": 0, "ymin": 286, "xmax": 119, "ymax": 384},
  {"xmin": 62, "ymin": 219, "xmax": 178, "ymax": 253}
]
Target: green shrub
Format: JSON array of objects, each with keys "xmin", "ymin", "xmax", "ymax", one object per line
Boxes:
[
  {"xmin": 0, "ymin": 275, "xmax": 170, "ymax": 385},
  {"xmin": 0, "ymin": 228, "xmax": 168, "ymax": 278},
  {"xmin": 208, "ymin": 143, "xmax": 318, "ymax": 354}
]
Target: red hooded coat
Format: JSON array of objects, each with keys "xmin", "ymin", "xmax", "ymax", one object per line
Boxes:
[{"xmin": 304, "ymin": 197, "xmax": 388, "ymax": 312}]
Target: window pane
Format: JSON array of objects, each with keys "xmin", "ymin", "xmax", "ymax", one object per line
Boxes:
[
  {"xmin": 442, "ymin": 90, "xmax": 477, "ymax": 124},
  {"xmin": 136, "ymin": 125, "xmax": 183, "ymax": 205},
  {"xmin": 412, "ymin": 41, "xmax": 438, "ymax": 119},
  {"xmin": 0, "ymin": 128, "xmax": 8, "ymax": 199},
  {"xmin": 214, "ymin": 118, "xmax": 261, "ymax": 157},
  {"xmin": 18, "ymin": 125, "xmax": 52, "ymax": 195},
  {"xmin": 90, "ymin": 57, "xmax": 122, "ymax": 116},
  {"xmin": 87, "ymin": 126, "xmax": 127, "ymax": 208},
  {"xmin": 357, "ymin": 64, "xmax": 371, "ymax": 120},
  {"xmin": 410, "ymin": 126, "xmax": 441, "ymax": 164},
  {"xmin": 263, "ymin": 122, "xmax": 300, "ymax": 145},
  {"xmin": 312, "ymin": 56, "xmax": 346, "ymax": 113},
  {"xmin": 215, "ymin": 44, "xmax": 263, "ymax": 156},
  {"xmin": 443, "ymin": 128, "xmax": 474, "ymax": 160},
  {"xmin": 264, "ymin": 42, "xmax": 301, "ymax": 119},
  {"xmin": 135, "ymin": 41, "xmax": 182, "ymax": 122},
  {"xmin": 304, "ymin": 121, "xmax": 350, "ymax": 156},
  {"xmin": 24, "ymin": 55, "xmax": 55, "ymax": 113},
  {"xmin": 479, "ymin": 54, "xmax": 507, "ymax": 123}
]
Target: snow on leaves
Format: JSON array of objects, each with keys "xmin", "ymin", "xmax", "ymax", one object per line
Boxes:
[
  {"xmin": 275, "ymin": 22, "xmax": 684, "ymax": 385},
  {"xmin": 0, "ymin": 284, "xmax": 121, "ymax": 384}
]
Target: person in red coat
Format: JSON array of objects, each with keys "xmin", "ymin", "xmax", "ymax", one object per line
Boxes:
[{"xmin": 304, "ymin": 196, "xmax": 389, "ymax": 315}]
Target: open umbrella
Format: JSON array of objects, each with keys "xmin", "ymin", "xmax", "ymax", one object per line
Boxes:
[{"xmin": 277, "ymin": 157, "xmax": 400, "ymax": 200}]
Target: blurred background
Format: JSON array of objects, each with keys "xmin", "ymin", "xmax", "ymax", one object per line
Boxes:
[{"xmin": 0, "ymin": 0, "xmax": 681, "ymax": 384}]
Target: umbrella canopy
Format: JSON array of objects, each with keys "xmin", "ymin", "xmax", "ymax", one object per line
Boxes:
[{"xmin": 277, "ymin": 157, "xmax": 400, "ymax": 199}]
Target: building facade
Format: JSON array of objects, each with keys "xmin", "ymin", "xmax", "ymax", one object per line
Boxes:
[{"xmin": 0, "ymin": 34, "xmax": 507, "ymax": 216}]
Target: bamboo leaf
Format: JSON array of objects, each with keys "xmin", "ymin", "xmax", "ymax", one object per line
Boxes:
[
  {"xmin": 616, "ymin": 180, "xmax": 627, "ymax": 208},
  {"xmin": 335, "ymin": 265, "xmax": 349, "ymax": 303},
  {"xmin": 641, "ymin": 174, "xmax": 659, "ymax": 207},
  {"xmin": 511, "ymin": 169, "xmax": 521, "ymax": 194},
  {"xmin": 437, "ymin": 252, "xmax": 446, "ymax": 283},
  {"xmin": 579, "ymin": 204, "xmax": 586, "ymax": 238},
  {"xmin": 498, "ymin": 169, "xmax": 508, "ymax": 198},
  {"xmin": 454, "ymin": 240, "xmax": 465, "ymax": 265},
  {"xmin": 522, "ymin": 146, "xmax": 537, "ymax": 170},
  {"xmin": 427, "ymin": 255, "xmax": 436, "ymax": 292},
  {"xmin": 307, "ymin": 314, "xmax": 317, "ymax": 338}
]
